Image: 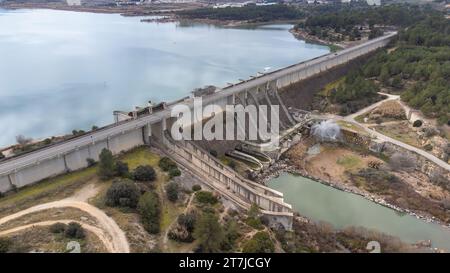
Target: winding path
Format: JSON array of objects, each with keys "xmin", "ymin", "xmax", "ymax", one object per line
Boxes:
[
  {"xmin": 342, "ymin": 92, "xmax": 450, "ymax": 172},
  {"xmin": 0, "ymin": 184, "xmax": 130, "ymax": 253}
]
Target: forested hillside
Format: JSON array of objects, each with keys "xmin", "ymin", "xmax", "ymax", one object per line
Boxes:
[
  {"xmin": 361, "ymin": 15, "xmax": 450, "ymax": 125},
  {"xmin": 310, "ymin": 5, "xmax": 449, "ymax": 125}
]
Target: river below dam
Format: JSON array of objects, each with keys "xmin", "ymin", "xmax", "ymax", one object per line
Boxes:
[
  {"xmin": 267, "ymin": 173, "xmax": 450, "ymax": 251},
  {"xmin": 0, "ymin": 8, "xmax": 329, "ymax": 147}
]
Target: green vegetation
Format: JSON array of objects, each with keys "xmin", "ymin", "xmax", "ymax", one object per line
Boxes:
[
  {"xmin": 364, "ymin": 44, "xmax": 450, "ymax": 124},
  {"xmin": 297, "ymin": 3, "xmax": 437, "ymax": 41},
  {"xmin": 165, "ymin": 182, "xmax": 179, "ymax": 202},
  {"xmin": 64, "ymin": 222, "xmax": 86, "ymax": 239},
  {"xmin": 159, "ymin": 157, "xmax": 181, "ymax": 178},
  {"xmin": 98, "ymin": 148, "xmax": 115, "ymax": 180},
  {"xmin": 242, "ymin": 231, "xmax": 275, "ymax": 253},
  {"xmin": 138, "ymin": 191, "xmax": 161, "ymax": 234},
  {"xmin": 193, "ymin": 212, "xmax": 225, "ymax": 253},
  {"xmin": 192, "ymin": 184, "xmax": 202, "ymax": 192},
  {"xmin": 331, "ymin": 70, "xmax": 380, "ymax": 114},
  {"xmin": 195, "ymin": 191, "xmax": 218, "ymax": 205},
  {"xmin": 177, "ymin": 4, "xmax": 302, "ymax": 23},
  {"xmin": 133, "ymin": 165, "xmax": 156, "ymax": 182},
  {"xmin": 413, "ymin": 120, "xmax": 423, "ymax": 127},
  {"xmin": 359, "ymin": 14, "xmax": 450, "ymax": 125},
  {"xmin": 336, "ymin": 155, "xmax": 363, "ymax": 170},
  {"xmin": 245, "ymin": 203, "xmax": 264, "ymax": 230},
  {"xmin": 114, "ymin": 161, "xmax": 130, "ymax": 178},
  {"xmin": 0, "ymin": 237, "xmax": 11, "ymax": 253},
  {"xmin": 169, "ymin": 211, "xmax": 198, "ymax": 243},
  {"xmin": 105, "ymin": 179, "xmax": 140, "ymax": 208},
  {"xmin": 0, "ymin": 167, "xmax": 96, "ymax": 217},
  {"xmin": 220, "ymin": 219, "xmax": 240, "ymax": 252},
  {"xmin": 313, "ymin": 6, "xmax": 449, "ymax": 124},
  {"xmin": 158, "ymin": 157, "xmax": 177, "ymax": 171},
  {"xmin": 49, "ymin": 222, "xmax": 85, "ymax": 239}
]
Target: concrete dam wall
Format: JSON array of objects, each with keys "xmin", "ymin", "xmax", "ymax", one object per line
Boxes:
[
  {"xmin": 0, "ymin": 32, "xmax": 397, "ymax": 194},
  {"xmin": 0, "ymin": 129, "xmax": 144, "ymax": 193}
]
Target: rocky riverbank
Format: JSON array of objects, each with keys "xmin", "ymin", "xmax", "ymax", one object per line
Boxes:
[{"xmin": 258, "ymin": 157, "xmax": 450, "ymax": 232}]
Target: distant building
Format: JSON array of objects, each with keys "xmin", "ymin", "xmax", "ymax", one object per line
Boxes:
[
  {"xmin": 366, "ymin": 0, "xmax": 381, "ymax": 6},
  {"xmin": 66, "ymin": 0, "xmax": 82, "ymax": 6}
]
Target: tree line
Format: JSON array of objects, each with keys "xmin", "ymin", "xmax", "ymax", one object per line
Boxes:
[{"xmin": 176, "ymin": 4, "xmax": 303, "ymax": 22}]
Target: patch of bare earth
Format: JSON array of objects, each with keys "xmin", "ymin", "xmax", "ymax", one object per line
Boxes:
[{"xmin": 287, "ymin": 142, "xmax": 381, "ymax": 185}]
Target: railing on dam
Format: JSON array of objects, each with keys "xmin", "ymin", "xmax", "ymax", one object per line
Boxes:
[{"xmin": 0, "ymin": 32, "xmax": 397, "ymax": 194}]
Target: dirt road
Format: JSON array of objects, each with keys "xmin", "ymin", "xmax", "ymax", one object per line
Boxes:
[{"xmin": 0, "ymin": 184, "xmax": 130, "ymax": 253}]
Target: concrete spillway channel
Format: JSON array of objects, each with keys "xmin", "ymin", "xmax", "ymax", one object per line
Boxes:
[
  {"xmin": 226, "ymin": 149, "xmax": 272, "ymax": 171},
  {"xmin": 236, "ymin": 147, "xmax": 272, "ymax": 165}
]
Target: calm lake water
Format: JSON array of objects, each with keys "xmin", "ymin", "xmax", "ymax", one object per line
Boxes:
[
  {"xmin": 268, "ymin": 173, "xmax": 450, "ymax": 251},
  {"xmin": 0, "ymin": 8, "xmax": 329, "ymax": 147}
]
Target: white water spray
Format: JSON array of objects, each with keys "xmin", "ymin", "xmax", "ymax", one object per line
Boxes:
[{"xmin": 311, "ymin": 120, "xmax": 342, "ymax": 142}]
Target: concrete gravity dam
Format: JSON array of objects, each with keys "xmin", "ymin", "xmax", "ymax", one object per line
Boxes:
[{"xmin": 0, "ymin": 32, "xmax": 397, "ymax": 229}]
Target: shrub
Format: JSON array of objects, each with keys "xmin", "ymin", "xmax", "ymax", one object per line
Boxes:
[
  {"xmin": 159, "ymin": 157, "xmax": 177, "ymax": 172},
  {"xmin": 193, "ymin": 212, "xmax": 224, "ymax": 253},
  {"xmin": 228, "ymin": 160, "xmax": 237, "ymax": 170},
  {"xmin": 192, "ymin": 185, "xmax": 202, "ymax": 192},
  {"xmin": 115, "ymin": 161, "xmax": 130, "ymax": 178},
  {"xmin": 158, "ymin": 157, "xmax": 181, "ymax": 178},
  {"xmin": 413, "ymin": 120, "xmax": 423, "ymax": 127},
  {"xmin": 98, "ymin": 148, "xmax": 115, "ymax": 180},
  {"xmin": 169, "ymin": 211, "xmax": 198, "ymax": 243},
  {"xmin": 242, "ymin": 232, "xmax": 274, "ymax": 253},
  {"xmin": 246, "ymin": 217, "xmax": 264, "ymax": 230},
  {"xmin": 0, "ymin": 152, "xmax": 4, "ymax": 160},
  {"xmin": 166, "ymin": 182, "xmax": 179, "ymax": 202},
  {"xmin": 105, "ymin": 179, "xmax": 140, "ymax": 208},
  {"xmin": 221, "ymin": 219, "xmax": 240, "ymax": 251},
  {"xmin": 178, "ymin": 212, "xmax": 197, "ymax": 233},
  {"xmin": 195, "ymin": 191, "xmax": 218, "ymax": 205},
  {"xmin": 86, "ymin": 158, "xmax": 96, "ymax": 167},
  {"xmin": 423, "ymin": 144, "xmax": 433, "ymax": 151},
  {"xmin": 246, "ymin": 204, "xmax": 264, "ymax": 229},
  {"xmin": 64, "ymin": 222, "xmax": 85, "ymax": 239},
  {"xmin": 0, "ymin": 237, "xmax": 11, "ymax": 253},
  {"xmin": 49, "ymin": 222, "xmax": 67, "ymax": 234},
  {"xmin": 138, "ymin": 192, "xmax": 161, "ymax": 234},
  {"xmin": 168, "ymin": 168, "xmax": 181, "ymax": 178},
  {"xmin": 133, "ymin": 165, "xmax": 156, "ymax": 182}
]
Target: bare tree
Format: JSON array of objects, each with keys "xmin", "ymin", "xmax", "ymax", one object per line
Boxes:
[{"xmin": 15, "ymin": 135, "xmax": 32, "ymax": 146}]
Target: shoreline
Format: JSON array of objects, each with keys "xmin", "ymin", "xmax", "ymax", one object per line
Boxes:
[
  {"xmin": 289, "ymin": 28, "xmax": 345, "ymax": 51},
  {"xmin": 0, "ymin": 3, "xmax": 202, "ymax": 17},
  {"xmin": 259, "ymin": 158, "xmax": 450, "ymax": 232}
]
